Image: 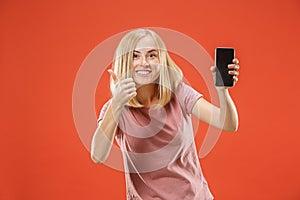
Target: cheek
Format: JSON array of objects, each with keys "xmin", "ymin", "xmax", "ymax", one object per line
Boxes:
[
  {"xmin": 150, "ymin": 58, "xmax": 159, "ymax": 64},
  {"xmin": 149, "ymin": 60, "xmax": 160, "ymax": 70},
  {"xmin": 152, "ymin": 65, "xmax": 161, "ymax": 78},
  {"xmin": 155, "ymin": 64, "xmax": 161, "ymax": 71},
  {"xmin": 132, "ymin": 60, "xmax": 139, "ymax": 68}
]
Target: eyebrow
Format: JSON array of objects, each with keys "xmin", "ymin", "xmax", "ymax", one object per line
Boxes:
[{"xmin": 133, "ymin": 49, "xmax": 158, "ymax": 53}]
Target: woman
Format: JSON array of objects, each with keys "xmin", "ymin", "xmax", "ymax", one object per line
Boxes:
[{"xmin": 91, "ymin": 28, "xmax": 240, "ymax": 200}]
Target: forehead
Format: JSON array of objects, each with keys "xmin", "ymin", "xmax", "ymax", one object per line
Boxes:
[{"xmin": 134, "ymin": 36, "xmax": 157, "ymax": 52}]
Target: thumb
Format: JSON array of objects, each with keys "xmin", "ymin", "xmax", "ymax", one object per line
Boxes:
[{"xmin": 108, "ymin": 69, "xmax": 119, "ymax": 84}]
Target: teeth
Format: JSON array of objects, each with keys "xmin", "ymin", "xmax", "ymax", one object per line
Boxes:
[{"xmin": 136, "ymin": 71, "xmax": 150, "ymax": 75}]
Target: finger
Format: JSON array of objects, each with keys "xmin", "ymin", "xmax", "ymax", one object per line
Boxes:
[
  {"xmin": 210, "ymin": 66, "xmax": 216, "ymax": 72},
  {"xmin": 121, "ymin": 83, "xmax": 136, "ymax": 90},
  {"xmin": 125, "ymin": 88, "xmax": 137, "ymax": 96},
  {"xmin": 119, "ymin": 78, "xmax": 134, "ymax": 85},
  {"xmin": 130, "ymin": 92, "xmax": 137, "ymax": 98},
  {"xmin": 108, "ymin": 69, "xmax": 119, "ymax": 84},
  {"xmin": 124, "ymin": 91, "xmax": 137, "ymax": 100},
  {"xmin": 228, "ymin": 64, "xmax": 240, "ymax": 70},
  {"xmin": 233, "ymin": 76, "xmax": 238, "ymax": 83},
  {"xmin": 228, "ymin": 70, "xmax": 239, "ymax": 76},
  {"xmin": 127, "ymin": 92, "xmax": 137, "ymax": 101},
  {"xmin": 122, "ymin": 82, "xmax": 136, "ymax": 90},
  {"xmin": 232, "ymin": 58, "xmax": 239, "ymax": 65}
]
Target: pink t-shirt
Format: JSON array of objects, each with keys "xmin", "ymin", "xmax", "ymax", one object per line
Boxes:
[{"xmin": 98, "ymin": 82, "xmax": 214, "ymax": 200}]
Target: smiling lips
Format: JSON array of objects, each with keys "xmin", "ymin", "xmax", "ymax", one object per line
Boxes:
[{"xmin": 135, "ymin": 69, "xmax": 152, "ymax": 75}]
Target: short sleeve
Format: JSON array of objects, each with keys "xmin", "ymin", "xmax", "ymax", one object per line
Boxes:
[
  {"xmin": 97, "ymin": 100, "xmax": 111, "ymax": 125},
  {"xmin": 175, "ymin": 82, "xmax": 203, "ymax": 114}
]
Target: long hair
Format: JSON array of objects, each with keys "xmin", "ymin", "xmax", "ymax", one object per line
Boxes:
[{"xmin": 111, "ymin": 28, "xmax": 183, "ymax": 107}]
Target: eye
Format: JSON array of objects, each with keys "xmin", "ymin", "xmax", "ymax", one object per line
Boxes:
[
  {"xmin": 133, "ymin": 53, "xmax": 140, "ymax": 59},
  {"xmin": 148, "ymin": 53, "xmax": 158, "ymax": 59}
]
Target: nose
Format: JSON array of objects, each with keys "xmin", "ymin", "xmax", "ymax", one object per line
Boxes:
[{"xmin": 141, "ymin": 55, "xmax": 149, "ymax": 66}]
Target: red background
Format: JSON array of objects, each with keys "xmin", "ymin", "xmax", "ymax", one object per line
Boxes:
[{"xmin": 1, "ymin": 0, "xmax": 300, "ymax": 199}]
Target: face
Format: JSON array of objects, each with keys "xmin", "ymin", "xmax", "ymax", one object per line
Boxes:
[{"xmin": 132, "ymin": 36, "xmax": 160, "ymax": 86}]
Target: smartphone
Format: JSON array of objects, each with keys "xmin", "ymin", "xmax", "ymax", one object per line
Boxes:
[{"xmin": 215, "ymin": 47, "xmax": 235, "ymax": 87}]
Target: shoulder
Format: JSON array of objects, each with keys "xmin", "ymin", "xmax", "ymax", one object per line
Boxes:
[
  {"xmin": 174, "ymin": 82, "xmax": 203, "ymax": 114},
  {"xmin": 175, "ymin": 82, "xmax": 202, "ymax": 99}
]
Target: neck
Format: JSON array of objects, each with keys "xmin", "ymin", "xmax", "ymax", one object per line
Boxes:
[{"xmin": 136, "ymin": 84, "xmax": 159, "ymax": 107}]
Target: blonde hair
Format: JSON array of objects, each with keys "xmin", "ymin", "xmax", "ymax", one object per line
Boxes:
[{"xmin": 111, "ymin": 28, "xmax": 183, "ymax": 108}]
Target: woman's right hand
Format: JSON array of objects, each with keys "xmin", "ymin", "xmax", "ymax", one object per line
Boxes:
[
  {"xmin": 108, "ymin": 69, "xmax": 137, "ymax": 108},
  {"xmin": 91, "ymin": 69, "xmax": 134, "ymax": 164}
]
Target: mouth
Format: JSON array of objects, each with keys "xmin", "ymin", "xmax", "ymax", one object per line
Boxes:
[{"xmin": 135, "ymin": 69, "xmax": 152, "ymax": 76}]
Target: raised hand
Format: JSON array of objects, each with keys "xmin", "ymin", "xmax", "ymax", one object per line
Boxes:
[
  {"xmin": 108, "ymin": 69, "xmax": 137, "ymax": 108},
  {"xmin": 210, "ymin": 58, "xmax": 240, "ymax": 88}
]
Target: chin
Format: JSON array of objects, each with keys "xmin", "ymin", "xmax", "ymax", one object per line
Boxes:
[
  {"xmin": 135, "ymin": 82, "xmax": 152, "ymax": 87},
  {"xmin": 134, "ymin": 78, "xmax": 159, "ymax": 87}
]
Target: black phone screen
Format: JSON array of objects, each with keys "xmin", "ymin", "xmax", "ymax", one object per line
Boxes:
[{"xmin": 215, "ymin": 48, "xmax": 235, "ymax": 87}]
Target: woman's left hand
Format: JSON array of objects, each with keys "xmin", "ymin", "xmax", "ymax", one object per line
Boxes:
[{"xmin": 210, "ymin": 58, "xmax": 240, "ymax": 88}]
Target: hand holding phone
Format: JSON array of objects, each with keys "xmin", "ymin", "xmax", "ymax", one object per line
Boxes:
[{"xmin": 215, "ymin": 47, "xmax": 235, "ymax": 87}]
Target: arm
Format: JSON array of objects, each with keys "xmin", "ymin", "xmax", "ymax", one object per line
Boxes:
[
  {"xmin": 90, "ymin": 101, "xmax": 123, "ymax": 163},
  {"xmin": 192, "ymin": 89, "xmax": 238, "ymax": 132},
  {"xmin": 91, "ymin": 70, "xmax": 136, "ymax": 163},
  {"xmin": 192, "ymin": 58, "xmax": 240, "ymax": 132}
]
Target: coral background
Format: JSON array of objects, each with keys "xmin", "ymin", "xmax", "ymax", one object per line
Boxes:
[{"xmin": 1, "ymin": 0, "xmax": 299, "ymax": 199}]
